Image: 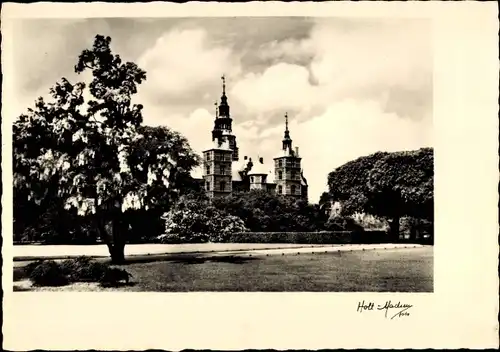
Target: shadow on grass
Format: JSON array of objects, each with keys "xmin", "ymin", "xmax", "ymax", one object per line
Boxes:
[
  {"xmin": 13, "ymin": 285, "xmax": 32, "ymax": 292},
  {"xmin": 116, "ymin": 254, "xmax": 261, "ymax": 266},
  {"xmin": 99, "ymin": 281, "xmax": 137, "ymax": 288},
  {"xmin": 172, "ymin": 255, "xmax": 260, "ymax": 265},
  {"xmin": 14, "ymin": 253, "xmax": 263, "ymax": 270}
]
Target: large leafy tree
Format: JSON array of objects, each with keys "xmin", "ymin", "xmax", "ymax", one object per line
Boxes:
[
  {"xmin": 125, "ymin": 125, "xmax": 200, "ymax": 242},
  {"xmin": 327, "ymin": 148, "xmax": 433, "ymax": 240},
  {"xmin": 13, "ymin": 35, "xmax": 199, "ymax": 262}
]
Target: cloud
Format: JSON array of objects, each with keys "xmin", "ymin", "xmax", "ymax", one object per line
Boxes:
[
  {"xmin": 231, "ymin": 63, "xmax": 316, "ymax": 114},
  {"xmin": 137, "ymin": 28, "xmax": 242, "ymax": 103},
  {"xmin": 307, "ymin": 19, "xmax": 433, "ymax": 118}
]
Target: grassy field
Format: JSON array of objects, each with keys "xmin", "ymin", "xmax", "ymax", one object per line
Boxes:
[{"xmin": 14, "ymin": 246, "xmax": 433, "ymax": 292}]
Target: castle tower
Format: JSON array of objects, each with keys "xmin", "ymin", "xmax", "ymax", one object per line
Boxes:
[
  {"xmin": 211, "ymin": 75, "xmax": 239, "ymax": 161},
  {"xmin": 203, "ymin": 140, "xmax": 233, "ymax": 199},
  {"xmin": 273, "ymin": 113, "xmax": 304, "ymax": 199},
  {"xmin": 203, "ymin": 76, "xmax": 238, "ymax": 198}
]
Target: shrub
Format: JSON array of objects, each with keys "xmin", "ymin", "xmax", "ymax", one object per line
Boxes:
[
  {"xmin": 29, "ymin": 260, "xmax": 69, "ymax": 286},
  {"xmin": 60, "ymin": 256, "xmax": 109, "ymax": 282},
  {"xmin": 400, "ymin": 217, "xmax": 433, "ymax": 243},
  {"xmin": 14, "ymin": 259, "xmax": 46, "ymax": 281},
  {"xmin": 25, "ymin": 256, "xmax": 133, "ymax": 287},
  {"xmin": 351, "ymin": 230, "xmax": 389, "ymax": 244},
  {"xmin": 323, "ymin": 217, "xmax": 347, "ymax": 231},
  {"xmin": 213, "ymin": 190, "xmax": 326, "ymax": 232},
  {"xmin": 159, "ymin": 198, "xmax": 248, "ymax": 243},
  {"xmin": 351, "ymin": 213, "xmax": 388, "ymax": 230},
  {"xmin": 24, "ymin": 259, "xmax": 47, "ymax": 276},
  {"xmin": 226, "ymin": 231, "xmax": 353, "ymax": 244}
]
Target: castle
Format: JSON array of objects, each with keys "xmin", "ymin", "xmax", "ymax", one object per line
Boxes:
[{"xmin": 198, "ymin": 76, "xmax": 308, "ymax": 201}]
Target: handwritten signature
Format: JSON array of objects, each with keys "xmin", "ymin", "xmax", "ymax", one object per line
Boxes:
[{"xmin": 357, "ymin": 300, "xmax": 413, "ymax": 319}]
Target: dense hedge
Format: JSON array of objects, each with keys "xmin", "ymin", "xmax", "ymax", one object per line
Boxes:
[
  {"xmin": 352, "ymin": 230, "xmax": 391, "ymax": 244},
  {"xmin": 227, "ymin": 231, "xmax": 352, "ymax": 244},
  {"xmin": 227, "ymin": 230, "xmax": 391, "ymax": 244}
]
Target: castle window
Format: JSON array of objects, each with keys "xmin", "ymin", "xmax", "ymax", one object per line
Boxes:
[
  {"xmin": 220, "ymin": 166, "xmax": 226, "ymax": 175},
  {"xmin": 206, "ymin": 153, "xmax": 211, "ymax": 161},
  {"xmin": 278, "ymin": 185, "xmax": 283, "ymax": 194},
  {"xmin": 251, "ymin": 176, "xmax": 254, "ymax": 182},
  {"xmin": 278, "ymin": 171, "xmax": 282, "ymax": 180},
  {"xmin": 206, "ymin": 182, "xmax": 210, "ymax": 191},
  {"xmin": 206, "ymin": 166, "xmax": 210, "ymax": 174},
  {"xmin": 291, "ymin": 185, "xmax": 296, "ymax": 195},
  {"xmin": 291, "ymin": 171, "xmax": 297, "ymax": 180},
  {"xmin": 279, "ymin": 159, "xmax": 283, "ymax": 167},
  {"xmin": 220, "ymin": 181, "xmax": 226, "ymax": 192}
]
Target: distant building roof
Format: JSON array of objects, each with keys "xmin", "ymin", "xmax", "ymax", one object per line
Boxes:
[
  {"xmin": 204, "ymin": 139, "xmax": 232, "ymax": 152},
  {"xmin": 301, "ymin": 171, "xmax": 308, "ymax": 186},
  {"xmin": 248, "ymin": 157, "xmax": 273, "ymax": 176},
  {"xmin": 273, "ymin": 146, "xmax": 301, "ymax": 159}
]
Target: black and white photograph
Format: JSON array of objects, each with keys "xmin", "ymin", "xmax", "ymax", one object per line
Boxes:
[
  {"xmin": 9, "ymin": 15, "xmax": 434, "ymax": 293},
  {"xmin": 2, "ymin": 2, "xmax": 498, "ymax": 350}
]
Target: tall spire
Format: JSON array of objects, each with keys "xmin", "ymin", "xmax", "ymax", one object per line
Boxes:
[
  {"xmin": 218, "ymin": 74, "xmax": 230, "ymax": 118},
  {"xmin": 282, "ymin": 112, "xmax": 292, "ymax": 151}
]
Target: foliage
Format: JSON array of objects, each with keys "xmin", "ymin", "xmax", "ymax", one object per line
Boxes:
[
  {"xmin": 324, "ymin": 216, "xmax": 358, "ymax": 232},
  {"xmin": 29, "ymin": 260, "xmax": 69, "ymax": 286},
  {"xmin": 213, "ymin": 190, "xmax": 327, "ymax": 232},
  {"xmin": 400, "ymin": 216, "xmax": 433, "ymax": 242},
  {"xmin": 351, "ymin": 213, "xmax": 388, "ymax": 230},
  {"xmin": 327, "ymin": 148, "xmax": 433, "ymax": 238},
  {"xmin": 24, "ymin": 259, "xmax": 48, "ymax": 276},
  {"xmin": 26, "ymin": 256, "xmax": 133, "ymax": 287},
  {"xmin": 318, "ymin": 191, "xmax": 335, "ymax": 218},
  {"xmin": 59, "ymin": 256, "xmax": 109, "ymax": 282},
  {"xmin": 368, "ymin": 148, "xmax": 434, "ymax": 221},
  {"xmin": 158, "ymin": 195, "xmax": 248, "ymax": 243},
  {"xmin": 227, "ymin": 231, "xmax": 353, "ymax": 244},
  {"xmin": 13, "ymin": 35, "xmax": 199, "ymax": 261},
  {"xmin": 13, "ymin": 175, "xmax": 100, "ymax": 244}
]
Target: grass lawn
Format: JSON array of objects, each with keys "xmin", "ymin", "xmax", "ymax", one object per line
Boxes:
[{"xmin": 14, "ymin": 246, "xmax": 433, "ymax": 292}]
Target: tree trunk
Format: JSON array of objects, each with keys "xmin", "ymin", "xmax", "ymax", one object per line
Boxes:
[
  {"xmin": 410, "ymin": 218, "xmax": 419, "ymax": 243},
  {"xmin": 389, "ymin": 216, "xmax": 400, "ymax": 242},
  {"xmin": 109, "ymin": 241, "xmax": 125, "ymax": 264},
  {"xmin": 96, "ymin": 217, "xmax": 126, "ymax": 264},
  {"xmin": 108, "ymin": 219, "xmax": 126, "ymax": 264}
]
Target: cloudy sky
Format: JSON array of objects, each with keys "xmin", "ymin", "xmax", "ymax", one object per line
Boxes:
[{"xmin": 10, "ymin": 17, "xmax": 433, "ymax": 203}]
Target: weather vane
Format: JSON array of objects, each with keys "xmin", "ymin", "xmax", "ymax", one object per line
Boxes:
[
  {"xmin": 221, "ymin": 74, "xmax": 226, "ymax": 94},
  {"xmin": 285, "ymin": 112, "xmax": 288, "ymax": 130}
]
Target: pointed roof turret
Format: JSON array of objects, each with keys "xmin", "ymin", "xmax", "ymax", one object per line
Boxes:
[
  {"xmin": 282, "ymin": 112, "xmax": 293, "ymax": 152},
  {"xmin": 218, "ymin": 74, "xmax": 230, "ymax": 118}
]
